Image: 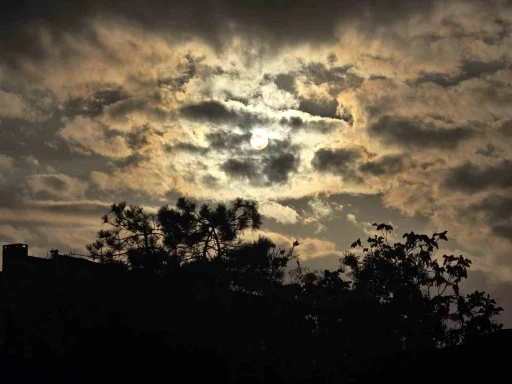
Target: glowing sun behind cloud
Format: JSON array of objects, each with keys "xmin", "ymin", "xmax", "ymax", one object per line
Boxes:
[{"xmin": 250, "ymin": 130, "xmax": 269, "ymax": 150}]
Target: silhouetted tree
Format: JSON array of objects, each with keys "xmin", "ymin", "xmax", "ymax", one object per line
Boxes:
[
  {"xmin": 87, "ymin": 197, "xmax": 264, "ymax": 274},
  {"xmin": 221, "ymin": 236, "xmax": 299, "ymax": 295},
  {"xmin": 286, "ymin": 224, "xmax": 504, "ymax": 380},
  {"xmin": 157, "ymin": 197, "xmax": 262, "ymax": 261},
  {"xmin": 82, "ymin": 199, "xmax": 505, "ymax": 383},
  {"xmin": 341, "ymin": 224, "xmax": 504, "ymax": 349},
  {"xmin": 85, "ymin": 202, "xmax": 170, "ymax": 272}
]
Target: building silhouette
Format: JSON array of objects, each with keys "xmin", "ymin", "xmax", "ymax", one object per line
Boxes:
[
  {"xmin": 1, "ymin": 244, "xmax": 28, "ymax": 272},
  {"xmin": 2, "ymin": 244, "xmax": 28, "ymax": 258}
]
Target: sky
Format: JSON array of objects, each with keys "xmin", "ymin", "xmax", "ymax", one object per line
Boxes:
[{"xmin": 1, "ymin": 0, "xmax": 512, "ymax": 324}]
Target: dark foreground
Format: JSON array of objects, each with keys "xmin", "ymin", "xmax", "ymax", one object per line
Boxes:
[{"xmin": 0, "ymin": 254, "xmax": 510, "ymax": 383}]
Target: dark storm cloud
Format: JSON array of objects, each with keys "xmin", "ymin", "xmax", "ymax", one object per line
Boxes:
[
  {"xmin": 461, "ymin": 59, "xmax": 509, "ymax": 79},
  {"xmin": 420, "ymin": 159, "xmax": 446, "ymax": 170},
  {"xmin": 274, "ymin": 73, "xmax": 297, "ymax": 94},
  {"xmin": 415, "ymin": 73, "xmax": 460, "ymax": 88},
  {"xmin": 220, "ymin": 137, "xmax": 300, "ymax": 185},
  {"xmin": 492, "ymin": 224, "xmax": 512, "ymax": 240},
  {"xmin": 206, "ymin": 131, "xmax": 252, "ymax": 151},
  {"xmin": 482, "ymin": 17, "xmax": 512, "ymax": 44},
  {"xmin": 123, "ymin": 125, "xmax": 165, "ymax": 151},
  {"xmin": 280, "ymin": 116, "xmax": 304, "ymax": 129},
  {"xmin": 279, "ymin": 116, "xmax": 340, "ymax": 133},
  {"xmin": 106, "ymin": 97, "xmax": 164, "ymax": 121},
  {"xmin": 297, "ymin": 99, "xmax": 339, "ymax": 120},
  {"xmin": 359, "ymin": 154, "xmax": 413, "ymax": 176},
  {"xmin": 312, "ymin": 148, "xmax": 361, "ymax": 172},
  {"xmin": 40, "ymin": 175, "xmax": 68, "ymax": 191},
  {"xmin": 108, "ymin": 153, "xmax": 149, "ymax": 168},
  {"xmin": 124, "ymin": 127, "xmax": 151, "ymax": 151},
  {"xmin": 222, "ymin": 152, "xmax": 299, "ymax": 186},
  {"xmin": 481, "ymin": 65, "xmax": 512, "ymax": 98},
  {"xmin": 475, "ymin": 143, "xmax": 499, "ymax": 158},
  {"xmin": 0, "ymin": 0, "xmax": 439, "ymax": 65},
  {"xmin": 164, "ymin": 142, "xmax": 209, "ymax": 155},
  {"xmin": 368, "ymin": 116, "xmax": 476, "ymax": 150},
  {"xmin": 497, "ymin": 119, "xmax": 512, "ymax": 137},
  {"xmin": 202, "ymin": 174, "xmax": 219, "ymax": 188},
  {"xmin": 469, "ymin": 194, "xmax": 512, "ymax": 222},
  {"xmin": 301, "ymin": 62, "xmax": 352, "ymax": 84},
  {"xmin": 221, "ymin": 158, "xmax": 260, "ymax": 181},
  {"xmin": 311, "ymin": 147, "xmax": 366, "ymax": 182},
  {"xmin": 180, "ymin": 100, "xmax": 267, "ymax": 129},
  {"xmin": 415, "ymin": 59, "xmax": 510, "ymax": 87},
  {"xmin": 262, "ymin": 152, "xmax": 299, "ymax": 184},
  {"xmin": 463, "ymin": 193, "xmax": 512, "ymax": 247},
  {"xmin": 300, "ymin": 62, "xmax": 364, "ymax": 96},
  {"xmin": 337, "ymin": 106, "xmax": 354, "ymax": 126},
  {"xmin": 264, "ymin": 137, "xmax": 299, "ymax": 155},
  {"xmin": 157, "ymin": 54, "xmax": 197, "ymax": 91},
  {"xmin": 64, "ymin": 88, "xmax": 128, "ymax": 118},
  {"xmin": 272, "ymin": 65, "xmax": 362, "ymax": 114},
  {"xmin": 26, "ymin": 200, "xmax": 109, "ymax": 218},
  {"xmin": 368, "ymin": 75, "xmax": 388, "ymax": 81},
  {"xmin": 180, "ymin": 101, "xmax": 239, "ymax": 124},
  {"xmin": 444, "ymin": 160, "xmax": 512, "ymax": 193},
  {"xmin": 291, "ymin": 61, "xmax": 360, "ymax": 125}
]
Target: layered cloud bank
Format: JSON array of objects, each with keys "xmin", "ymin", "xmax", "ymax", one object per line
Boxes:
[{"xmin": 0, "ymin": 1, "xmax": 511, "ymax": 319}]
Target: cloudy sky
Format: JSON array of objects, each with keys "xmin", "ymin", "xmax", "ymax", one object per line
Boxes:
[{"xmin": 1, "ymin": 0, "xmax": 512, "ymax": 324}]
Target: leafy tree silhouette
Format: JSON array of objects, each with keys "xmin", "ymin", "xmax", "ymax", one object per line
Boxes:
[
  {"xmin": 340, "ymin": 223, "xmax": 503, "ymax": 349},
  {"xmin": 288, "ymin": 223, "xmax": 504, "ymax": 380},
  {"xmin": 221, "ymin": 235, "xmax": 299, "ymax": 295}
]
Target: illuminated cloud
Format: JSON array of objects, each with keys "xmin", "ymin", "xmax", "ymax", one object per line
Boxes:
[
  {"xmin": 259, "ymin": 201, "xmax": 300, "ymax": 225},
  {"xmin": 302, "ymin": 198, "xmax": 344, "ymax": 233},
  {"xmin": 0, "ymin": 154, "xmax": 14, "ymax": 170}
]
